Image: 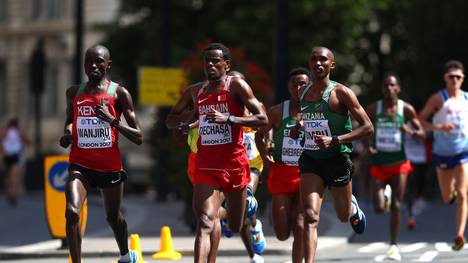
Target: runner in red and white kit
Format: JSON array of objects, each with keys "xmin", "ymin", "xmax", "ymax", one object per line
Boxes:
[
  {"xmin": 60, "ymin": 45, "xmax": 143, "ymax": 263},
  {"xmin": 167, "ymin": 43, "xmax": 267, "ymax": 263}
]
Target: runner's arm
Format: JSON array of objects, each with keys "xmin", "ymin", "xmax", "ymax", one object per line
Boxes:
[
  {"xmin": 418, "ymin": 93, "xmax": 453, "ymax": 132},
  {"xmin": 362, "ymin": 103, "xmax": 377, "ymax": 155},
  {"xmin": 166, "ymin": 85, "xmax": 196, "ymax": 131},
  {"xmin": 255, "ymin": 106, "xmax": 280, "ymax": 165},
  {"xmin": 113, "ymin": 86, "xmax": 143, "ymax": 145},
  {"xmin": 403, "ymin": 103, "xmax": 425, "ymax": 141},
  {"xmin": 59, "ymin": 86, "xmax": 78, "ymax": 148}
]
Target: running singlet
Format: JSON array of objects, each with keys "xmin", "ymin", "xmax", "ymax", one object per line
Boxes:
[
  {"xmin": 433, "ymin": 89, "xmax": 468, "ymax": 156},
  {"xmin": 299, "ymin": 81, "xmax": 353, "ymax": 159},
  {"xmin": 69, "ymin": 81, "xmax": 122, "ymax": 172},
  {"xmin": 196, "ymin": 76, "xmax": 248, "ymax": 170},
  {"xmin": 272, "ymin": 100, "xmax": 304, "ymax": 166},
  {"xmin": 371, "ymin": 99, "xmax": 406, "ymax": 166},
  {"xmin": 2, "ymin": 127, "xmax": 22, "ymax": 155},
  {"xmin": 243, "ymin": 127, "xmax": 263, "ymax": 172}
]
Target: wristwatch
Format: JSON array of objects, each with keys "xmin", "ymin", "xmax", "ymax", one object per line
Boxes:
[
  {"xmin": 227, "ymin": 115, "xmax": 236, "ymax": 125},
  {"xmin": 331, "ymin": 135, "xmax": 340, "ymax": 146}
]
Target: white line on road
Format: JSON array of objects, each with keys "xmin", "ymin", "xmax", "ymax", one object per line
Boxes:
[
  {"xmin": 415, "ymin": 251, "xmax": 438, "ymax": 262},
  {"xmin": 358, "ymin": 242, "xmax": 387, "ymax": 253},
  {"xmin": 374, "ymin": 254, "xmax": 386, "ymax": 261},
  {"xmin": 401, "ymin": 242, "xmax": 427, "ymax": 253},
  {"xmin": 434, "ymin": 242, "xmax": 451, "ymax": 252}
]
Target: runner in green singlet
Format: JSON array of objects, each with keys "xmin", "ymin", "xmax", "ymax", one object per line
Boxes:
[{"xmin": 293, "ymin": 47, "xmax": 374, "ymax": 263}]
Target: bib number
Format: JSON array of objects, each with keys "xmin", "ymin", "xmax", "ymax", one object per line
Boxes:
[
  {"xmin": 281, "ymin": 137, "xmax": 303, "ymax": 165},
  {"xmin": 243, "ymin": 132, "xmax": 258, "ymax": 160},
  {"xmin": 77, "ymin": 117, "xmax": 112, "ymax": 148},
  {"xmin": 376, "ymin": 127, "xmax": 401, "ymax": 152},
  {"xmin": 199, "ymin": 113, "xmax": 232, "ymax": 145},
  {"xmin": 303, "ymin": 120, "xmax": 332, "ymax": 150}
]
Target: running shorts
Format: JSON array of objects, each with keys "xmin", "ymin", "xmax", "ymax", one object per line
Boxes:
[
  {"xmin": 299, "ymin": 153, "xmax": 353, "ymax": 188},
  {"xmin": 432, "ymin": 152, "xmax": 468, "ymax": 170},
  {"xmin": 267, "ymin": 163, "xmax": 300, "ymax": 195},
  {"xmin": 370, "ymin": 160, "xmax": 413, "ymax": 181},
  {"xmin": 69, "ymin": 164, "xmax": 127, "ymax": 189},
  {"xmin": 193, "ymin": 163, "xmax": 251, "ymax": 193},
  {"xmin": 3, "ymin": 154, "xmax": 19, "ymax": 169}
]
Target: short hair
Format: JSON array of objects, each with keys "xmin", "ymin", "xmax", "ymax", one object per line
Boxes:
[
  {"xmin": 288, "ymin": 67, "xmax": 311, "ymax": 81},
  {"xmin": 382, "ymin": 71, "xmax": 401, "ymax": 85},
  {"xmin": 203, "ymin": 43, "xmax": 232, "ymax": 61},
  {"xmin": 444, "ymin": 60, "xmax": 464, "ymax": 73}
]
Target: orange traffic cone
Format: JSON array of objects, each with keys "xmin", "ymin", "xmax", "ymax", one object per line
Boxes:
[
  {"xmin": 152, "ymin": 226, "xmax": 182, "ymax": 260},
  {"xmin": 129, "ymin": 234, "xmax": 148, "ymax": 263}
]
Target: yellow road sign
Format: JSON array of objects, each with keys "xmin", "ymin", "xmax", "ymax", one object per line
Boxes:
[
  {"xmin": 138, "ymin": 67, "xmax": 187, "ymax": 106},
  {"xmin": 44, "ymin": 156, "xmax": 87, "ymax": 239}
]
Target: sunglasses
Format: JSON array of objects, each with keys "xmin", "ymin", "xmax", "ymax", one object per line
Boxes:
[{"xmin": 448, "ymin": 74, "xmax": 464, "ymax": 80}]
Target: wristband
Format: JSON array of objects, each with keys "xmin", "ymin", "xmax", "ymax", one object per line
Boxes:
[{"xmin": 110, "ymin": 118, "xmax": 119, "ymax": 127}]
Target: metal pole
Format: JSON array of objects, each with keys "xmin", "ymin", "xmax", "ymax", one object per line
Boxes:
[{"xmin": 74, "ymin": 0, "xmax": 84, "ymax": 84}]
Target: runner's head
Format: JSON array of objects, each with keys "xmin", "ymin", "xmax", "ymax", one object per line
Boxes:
[
  {"xmin": 84, "ymin": 45, "xmax": 112, "ymax": 82},
  {"xmin": 203, "ymin": 43, "xmax": 231, "ymax": 81},
  {"xmin": 381, "ymin": 72, "xmax": 401, "ymax": 101},
  {"xmin": 309, "ymin": 47, "xmax": 335, "ymax": 81},
  {"xmin": 443, "ymin": 60, "xmax": 464, "ymax": 90},
  {"xmin": 287, "ymin": 67, "xmax": 310, "ymax": 101}
]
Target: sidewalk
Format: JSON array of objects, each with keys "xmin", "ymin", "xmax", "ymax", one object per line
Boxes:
[{"xmin": 0, "ymin": 193, "xmax": 353, "ymax": 259}]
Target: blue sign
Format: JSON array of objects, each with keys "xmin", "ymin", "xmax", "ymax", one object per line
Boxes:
[{"xmin": 48, "ymin": 162, "xmax": 69, "ymax": 192}]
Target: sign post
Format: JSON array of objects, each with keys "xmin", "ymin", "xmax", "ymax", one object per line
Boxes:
[{"xmin": 44, "ymin": 156, "xmax": 87, "ymax": 242}]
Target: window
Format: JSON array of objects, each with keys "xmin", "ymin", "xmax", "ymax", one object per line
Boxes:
[
  {"xmin": 46, "ymin": 0, "xmax": 64, "ymax": 19},
  {"xmin": 31, "ymin": 0, "xmax": 43, "ymax": 20},
  {"xmin": 43, "ymin": 63, "xmax": 58, "ymax": 115}
]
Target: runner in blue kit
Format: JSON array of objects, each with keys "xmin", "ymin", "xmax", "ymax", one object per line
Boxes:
[
  {"xmin": 419, "ymin": 60, "xmax": 468, "ymax": 251},
  {"xmin": 292, "ymin": 47, "xmax": 373, "ymax": 263}
]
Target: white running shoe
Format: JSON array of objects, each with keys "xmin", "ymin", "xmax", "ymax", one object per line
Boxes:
[
  {"xmin": 386, "ymin": 244, "xmax": 401, "ymax": 261},
  {"xmin": 251, "ymin": 253, "xmax": 264, "ymax": 263}
]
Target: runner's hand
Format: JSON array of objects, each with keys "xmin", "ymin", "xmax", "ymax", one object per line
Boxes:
[
  {"xmin": 289, "ymin": 121, "xmax": 303, "ymax": 139},
  {"xmin": 205, "ymin": 108, "xmax": 228, "ymax": 124},
  {"xmin": 400, "ymin": 124, "xmax": 414, "ymax": 135},
  {"xmin": 437, "ymin": 123, "xmax": 455, "ymax": 132},
  {"xmin": 176, "ymin": 122, "xmax": 190, "ymax": 135},
  {"xmin": 367, "ymin": 146, "xmax": 378, "ymax": 155},
  {"xmin": 314, "ymin": 134, "xmax": 332, "ymax": 149},
  {"xmin": 59, "ymin": 134, "xmax": 73, "ymax": 148},
  {"xmin": 94, "ymin": 104, "xmax": 114, "ymax": 123},
  {"xmin": 262, "ymin": 154, "xmax": 275, "ymax": 167}
]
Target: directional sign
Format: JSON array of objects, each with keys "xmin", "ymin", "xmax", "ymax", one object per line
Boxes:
[{"xmin": 138, "ymin": 67, "xmax": 187, "ymax": 106}]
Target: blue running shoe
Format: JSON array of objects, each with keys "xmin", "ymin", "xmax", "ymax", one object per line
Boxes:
[
  {"xmin": 220, "ymin": 219, "xmax": 233, "ymax": 238},
  {"xmin": 117, "ymin": 250, "xmax": 139, "ymax": 263},
  {"xmin": 251, "ymin": 219, "xmax": 266, "ymax": 254},
  {"xmin": 246, "ymin": 195, "xmax": 258, "ymax": 218},
  {"xmin": 349, "ymin": 195, "xmax": 366, "ymax": 234}
]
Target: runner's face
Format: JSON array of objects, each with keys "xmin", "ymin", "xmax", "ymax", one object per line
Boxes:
[
  {"xmin": 204, "ymin": 49, "xmax": 229, "ymax": 81},
  {"xmin": 309, "ymin": 49, "xmax": 335, "ymax": 80},
  {"xmin": 444, "ymin": 69, "xmax": 464, "ymax": 90},
  {"xmin": 381, "ymin": 76, "xmax": 400, "ymax": 100},
  {"xmin": 84, "ymin": 49, "xmax": 110, "ymax": 82},
  {"xmin": 288, "ymin": 74, "xmax": 309, "ymax": 101}
]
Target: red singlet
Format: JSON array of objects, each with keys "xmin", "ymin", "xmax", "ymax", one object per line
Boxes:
[{"xmin": 69, "ymin": 81, "xmax": 122, "ymax": 172}]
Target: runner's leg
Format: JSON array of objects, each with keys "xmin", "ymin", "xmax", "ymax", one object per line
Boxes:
[
  {"xmin": 388, "ymin": 173, "xmax": 408, "ymax": 244},
  {"xmin": 371, "ymin": 178, "xmax": 385, "ymax": 213},
  {"xmin": 453, "ymin": 163, "xmax": 468, "ymax": 237},
  {"xmin": 301, "ymin": 173, "xmax": 325, "ymax": 263},
  {"xmin": 291, "ymin": 192, "xmax": 304, "ymax": 263},
  {"xmin": 65, "ymin": 171, "xmax": 90, "ymax": 263},
  {"xmin": 436, "ymin": 167, "xmax": 457, "ymax": 203}
]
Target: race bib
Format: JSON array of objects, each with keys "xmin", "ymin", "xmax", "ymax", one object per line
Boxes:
[
  {"xmin": 198, "ymin": 113, "xmax": 232, "ymax": 145},
  {"xmin": 77, "ymin": 117, "xmax": 112, "ymax": 148},
  {"xmin": 303, "ymin": 120, "xmax": 332, "ymax": 150},
  {"xmin": 281, "ymin": 136, "xmax": 303, "ymax": 165},
  {"xmin": 376, "ymin": 127, "xmax": 401, "ymax": 152},
  {"xmin": 243, "ymin": 132, "xmax": 258, "ymax": 160}
]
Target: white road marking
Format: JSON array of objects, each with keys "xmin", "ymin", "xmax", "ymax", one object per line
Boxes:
[
  {"xmin": 374, "ymin": 254, "xmax": 386, "ymax": 261},
  {"xmin": 415, "ymin": 251, "xmax": 438, "ymax": 262},
  {"xmin": 401, "ymin": 242, "xmax": 427, "ymax": 253},
  {"xmin": 358, "ymin": 242, "xmax": 387, "ymax": 253},
  {"xmin": 434, "ymin": 242, "xmax": 451, "ymax": 252}
]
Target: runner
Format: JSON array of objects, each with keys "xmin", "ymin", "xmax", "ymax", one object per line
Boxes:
[
  {"xmin": 295, "ymin": 46, "xmax": 373, "ymax": 263},
  {"xmin": 256, "ymin": 67, "xmax": 310, "ymax": 263},
  {"xmin": 166, "ymin": 43, "xmax": 267, "ymax": 263},
  {"xmin": 1, "ymin": 117, "xmax": 29, "ymax": 206},
  {"xmin": 419, "ymin": 60, "xmax": 468, "ymax": 251},
  {"xmin": 366, "ymin": 72, "xmax": 425, "ymax": 261},
  {"xmin": 59, "ymin": 45, "xmax": 143, "ymax": 263}
]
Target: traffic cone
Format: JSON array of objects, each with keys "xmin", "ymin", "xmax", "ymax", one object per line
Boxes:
[
  {"xmin": 129, "ymin": 234, "xmax": 148, "ymax": 263},
  {"xmin": 152, "ymin": 226, "xmax": 182, "ymax": 260}
]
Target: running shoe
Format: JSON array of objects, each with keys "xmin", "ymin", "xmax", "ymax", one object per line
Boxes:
[
  {"xmin": 251, "ymin": 253, "xmax": 264, "ymax": 263},
  {"xmin": 406, "ymin": 217, "xmax": 416, "ymax": 230},
  {"xmin": 452, "ymin": 235, "xmax": 465, "ymax": 251},
  {"xmin": 386, "ymin": 244, "xmax": 401, "ymax": 261},
  {"xmin": 251, "ymin": 219, "xmax": 266, "ymax": 254},
  {"xmin": 246, "ymin": 195, "xmax": 258, "ymax": 218},
  {"xmin": 220, "ymin": 219, "xmax": 233, "ymax": 238},
  {"xmin": 117, "ymin": 250, "xmax": 139, "ymax": 263},
  {"xmin": 449, "ymin": 191, "xmax": 458, "ymax": 205},
  {"xmin": 412, "ymin": 197, "xmax": 427, "ymax": 215},
  {"xmin": 349, "ymin": 195, "xmax": 366, "ymax": 234},
  {"xmin": 384, "ymin": 185, "xmax": 392, "ymax": 212}
]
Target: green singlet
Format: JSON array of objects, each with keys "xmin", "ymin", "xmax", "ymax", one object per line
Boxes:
[
  {"xmin": 299, "ymin": 81, "xmax": 353, "ymax": 159},
  {"xmin": 371, "ymin": 99, "xmax": 406, "ymax": 166}
]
